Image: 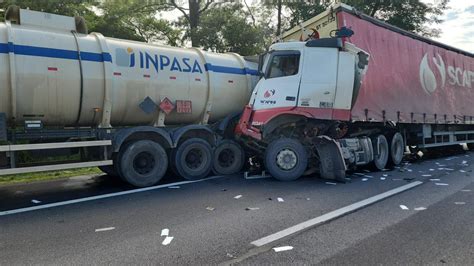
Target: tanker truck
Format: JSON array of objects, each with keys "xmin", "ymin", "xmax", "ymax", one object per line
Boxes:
[
  {"xmin": 0, "ymin": 7, "xmax": 259, "ymax": 187},
  {"xmin": 235, "ymin": 3, "xmax": 474, "ymax": 181}
]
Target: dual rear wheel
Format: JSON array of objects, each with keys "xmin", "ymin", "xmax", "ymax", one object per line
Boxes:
[
  {"xmin": 103, "ymin": 137, "xmax": 247, "ymax": 187},
  {"xmin": 372, "ymin": 132, "xmax": 404, "ymax": 171}
]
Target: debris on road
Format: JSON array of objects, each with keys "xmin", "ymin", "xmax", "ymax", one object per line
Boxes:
[
  {"xmin": 414, "ymin": 207, "xmax": 427, "ymax": 211},
  {"xmin": 244, "ymin": 171, "xmax": 271, "ymax": 180},
  {"xmin": 245, "ymin": 207, "xmax": 260, "ymax": 211},
  {"xmin": 399, "ymin": 205, "xmax": 409, "ymax": 210},
  {"xmin": 325, "ymin": 182, "xmax": 337, "ymax": 185},
  {"xmin": 95, "ymin": 227, "xmax": 115, "ymax": 232},
  {"xmin": 161, "ymin": 228, "xmax": 169, "ymax": 236},
  {"xmin": 435, "ymin": 183, "xmax": 449, "ymax": 186},
  {"xmin": 454, "ymin": 202, "xmax": 466, "ymax": 205},
  {"xmin": 206, "ymin": 207, "xmax": 215, "ymax": 211},
  {"xmin": 162, "ymin": 236, "xmax": 174, "ymax": 245},
  {"xmin": 403, "ymin": 177, "xmax": 415, "ymax": 181},
  {"xmin": 168, "ymin": 186, "xmax": 180, "ymax": 189},
  {"xmin": 273, "ymin": 246, "xmax": 294, "ymax": 252},
  {"xmin": 31, "ymin": 199, "xmax": 41, "ymax": 204},
  {"xmin": 234, "ymin": 195, "xmax": 242, "ymax": 199},
  {"xmin": 277, "ymin": 197, "xmax": 284, "ymax": 202}
]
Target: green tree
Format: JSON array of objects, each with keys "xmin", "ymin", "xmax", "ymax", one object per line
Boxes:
[
  {"xmin": 196, "ymin": 4, "xmax": 269, "ymax": 55},
  {"xmin": 0, "ymin": 0, "xmax": 181, "ymax": 45},
  {"xmin": 168, "ymin": 0, "xmax": 215, "ymax": 47},
  {"xmin": 0, "ymin": 0, "xmax": 96, "ymax": 22},
  {"xmin": 260, "ymin": 0, "xmax": 449, "ymax": 38},
  {"xmin": 96, "ymin": 0, "xmax": 181, "ymax": 44},
  {"xmin": 343, "ymin": 0, "xmax": 449, "ymax": 37}
]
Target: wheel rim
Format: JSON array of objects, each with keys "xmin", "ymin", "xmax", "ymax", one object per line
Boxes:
[
  {"xmin": 133, "ymin": 151, "xmax": 155, "ymax": 175},
  {"xmin": 185, "ymin": 148, "xmax": 204, "ymax": 170},
  {"xmin": 276, "ymin": 148, "xmax": 298, "ymax": 170},
  {"xmin": 218, "ymin": 148, "xmax": 235, "ymax": 168}
]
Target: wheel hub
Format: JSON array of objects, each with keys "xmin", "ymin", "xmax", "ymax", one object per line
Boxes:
[
  {"xmin": 276, "ymin": 149, "xmax": 297, "ymax": 170},
  {"xmin": 218, "ymin": 148, "xmax": 235, "ymax": 168},
  {"xmin": 133, "ymin": 152, "xmax": 155, "ymax": 175},
  {"xmin": 186, "ymin": 148, "xmax": 203, "ymax": 169}
]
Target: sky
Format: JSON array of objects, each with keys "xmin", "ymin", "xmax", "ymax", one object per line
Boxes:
[{"xmin": 427, "ymin": 0, "xmax": 474, "ymax": 52}]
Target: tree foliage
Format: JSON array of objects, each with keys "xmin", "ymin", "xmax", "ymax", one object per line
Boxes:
[
  {"xmin": 338, "ymin": 0, "xmax": 449, "ymax": 37},
  {"xmin": 0, "ymin": 0, "xmax": 450, "ymax": 54},
  {"xmin": 196, "ymin": 4, "xmax": 270, "ymax": 55}
]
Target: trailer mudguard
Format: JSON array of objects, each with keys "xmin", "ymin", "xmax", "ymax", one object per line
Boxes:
[
  {"xmin": 171, "ymin": 125, "xmax": 216, "ymax": 147},
  {"xmin": 112, "ymin": 126, "xmax": 173, "ymax": 152}
]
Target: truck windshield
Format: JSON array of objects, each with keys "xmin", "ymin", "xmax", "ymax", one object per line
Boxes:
[{"xmin": 265, "ymin": 52, "xmax": 300, "ymax": 79}]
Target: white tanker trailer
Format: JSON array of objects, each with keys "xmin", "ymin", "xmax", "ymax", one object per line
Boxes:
[{"xmin": 0, "ymin": 7, "xmax": 258, "ymax": 187}]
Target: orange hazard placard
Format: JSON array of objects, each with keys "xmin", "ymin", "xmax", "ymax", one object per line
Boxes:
[{"xmin": 176, "ymin": 100, "xmax": 192, "ymax": 114}]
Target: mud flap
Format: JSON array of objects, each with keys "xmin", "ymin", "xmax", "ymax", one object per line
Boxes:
[{"xmin": 313, "ymin": 136, "xmax": 347, "ymax": 182}]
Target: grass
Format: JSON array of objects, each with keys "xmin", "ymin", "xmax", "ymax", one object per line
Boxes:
[{"xmin": 0, "ymin": 167, "xmax": 103, "ymax": 185}]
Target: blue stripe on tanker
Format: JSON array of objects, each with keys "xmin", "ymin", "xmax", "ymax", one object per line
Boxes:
[
  {"xmin": 0, "ymin": 42, "xmax": 257, "ymax": 76},
  {"xmin": 205, "ymin": 63, "xmax": 259, "ymax": 76}
]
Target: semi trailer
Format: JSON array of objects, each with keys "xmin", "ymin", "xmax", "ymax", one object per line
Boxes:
[
  {"xmin": 235, "ymin": 3, "xmax": 474, "ymax": 181},
  {"xmin": 0, "ymin": 7, "xmax": 258, "ymax": 187},
  {"xmin": 1, "ymin": 4, "xmax": 473, "ymax": 188}
]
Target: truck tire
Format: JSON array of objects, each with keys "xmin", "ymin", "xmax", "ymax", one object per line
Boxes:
[
  {"xmin": 388, "ymin": 132, "xmax": 404, "ymax": 166},
  {"xmin": 174, "ymin": 138, "xmax": 213, "ymax": 180},
  {"xmin": 118, "ymin": 140, "xmax": 168, "ymax": 187},
  {"xmin": 212, "ymin": 140, "xmax": 245, "ymax": 175},
  {"xmin": 372, "ymin": 134, "xmax": 389, "ymax": 171},
  {"xmin": 264, "ymin": 138, "xmax": 308, "ymax": 181}
]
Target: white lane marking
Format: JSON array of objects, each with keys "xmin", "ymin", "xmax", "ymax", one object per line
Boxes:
[
  {"xmin": 0, "ymin": 176, "xmax": 224, "ymax": 216},
  {"xmin": 429, "ymin": 179, "xmax": 441, "ymax": 181},
  {"xmin": 454, "ymin": 202, "xmax": 466, "ymax": 205},
  {"xmin": 435, "ymin": 183, "xmax": 449, "ymax": 186},
  {"xmin": 399, "ymin": 205, "xmax": 409, "ymax": 210},
  {"xmin": 273, "ymin": 246, "xmax": 293, "ymax": 252},
  {"xmin": 95, "ymin": 227, "xmax": 115, "ymax": 232},
  {"xmin": 414, "ymin": 207, "xmax": 427, "ymax": 211},
  {"xmin": 461, "ymin": 189, "xmax": 471, "ymax": 192},
  {"xmin": 167, "ymin": 186, "xmax": 180, "ymax": 189},
  {"xmin": 162, "ymin": 236, "xmax": 174, "ymax": 245},
  {"xmin": 234, "ymin": 195, "xmax": 242, "ymax": 199},
  {"xmin": 251, "ymin": 181, "xmax": 423, "ymax": 247},
  {"xmin": 277, "ymin": 197, "xmax": 284, "ymax": 202},
  {"xmin": 325, "ymin": 182, "xmax": 337, "ymax": 185},
  {"xmin": 161, "ymin": 228, "xmax": 169, "ymax": 236},
  {"xmin": 31, "ymin": 199, "xmax": 42, "ymax": 204}
]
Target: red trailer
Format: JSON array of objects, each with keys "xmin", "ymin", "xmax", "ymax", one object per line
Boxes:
[
  {"xmin": 336, "ymin": 7, "xmax": 474, "ymax": 125},
  {"xmin": 235, "ymin": 4, "xmax": 474, "ymax": 181}
]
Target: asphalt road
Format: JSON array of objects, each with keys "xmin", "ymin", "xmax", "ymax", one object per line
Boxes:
[{"xmin": 0, "ymin": 151, "xmax": 473, "ymax": 265}]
